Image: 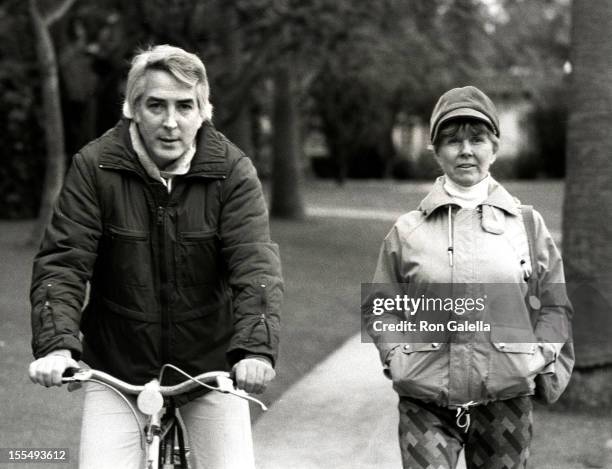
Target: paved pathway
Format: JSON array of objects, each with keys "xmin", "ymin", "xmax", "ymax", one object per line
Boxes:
[
  {"xmin": 253, "ymin": 334, "xmax": 468, "ymax": 469},
  {"xmin": 252, "ymin": 335, "xmax": 402, "ymax": 468}
]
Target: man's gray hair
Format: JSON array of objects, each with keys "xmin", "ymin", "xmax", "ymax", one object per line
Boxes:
[{"xmin": 122, "ymin": 44, "xmax": 213, "ymax": 122}]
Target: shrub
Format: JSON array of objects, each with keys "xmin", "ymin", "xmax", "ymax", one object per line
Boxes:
[{"xmin": 391, "ymin": 150, "xmax": 441, "ymax": 181}]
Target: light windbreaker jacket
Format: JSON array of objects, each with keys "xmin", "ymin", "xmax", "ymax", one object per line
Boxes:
[{"xmin": 363, "ymin": 177, "xmax": 571, "ymax": 407}]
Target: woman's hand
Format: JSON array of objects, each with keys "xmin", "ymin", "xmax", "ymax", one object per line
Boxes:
[
  {"xmin": 28, "ymin": 349, "xmax": 79, "ymax": 387},
  {"xmin": 527, "ymin": 346, "xmax": 548, "ymax": 376}
]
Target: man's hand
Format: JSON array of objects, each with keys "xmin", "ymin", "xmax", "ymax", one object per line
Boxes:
[
  {"xmin": 232, "ymin": 357, "xmax": 275, "ymax": 394},
  {"xmin": 28, "ymin": 349, "xmax": 79, "ymax": 387}
]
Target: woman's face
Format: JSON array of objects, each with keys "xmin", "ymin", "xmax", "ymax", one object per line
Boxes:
[{"xmin": 434, "ymin": 122, "xmax": 497, "ymax": 187}]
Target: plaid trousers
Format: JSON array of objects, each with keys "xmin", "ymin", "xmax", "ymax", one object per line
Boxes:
[{"xmin": 398, "ymin": 396, "xmax": 533, "ymax": 469}]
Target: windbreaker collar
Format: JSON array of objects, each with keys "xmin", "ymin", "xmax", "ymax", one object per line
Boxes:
[
  {"xmin": 418, "ymin": 176, "xmax": 520, "ymax": 217},
  {"xmin": 98, "ymin": 119, "xmax": 229, "ymax": 178}
]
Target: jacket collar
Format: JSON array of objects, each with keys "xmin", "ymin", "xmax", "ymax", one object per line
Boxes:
[
  {"xmin": 418, "ymin": 176, "xmax": 520, "ymax": 217},
  {"xmin": 98, "ymin": 119, "xmax": 229, "ymax": 178}
]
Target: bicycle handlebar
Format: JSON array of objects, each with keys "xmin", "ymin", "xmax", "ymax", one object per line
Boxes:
[
  {"xmin": 62, "ymin": 369, "xmax": 231, "ymax": 396},
  {"xmin": 62, "ymin": 368, "xmax": 268, "ymax": 411}
]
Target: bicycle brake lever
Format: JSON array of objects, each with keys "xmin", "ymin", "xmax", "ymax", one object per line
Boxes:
[
  {"xmin": 215, "ymin": 375, "xmax": 268, "ymax": 411},
  {"xmin": 216, "ymin": 375, "xmax": 235, "ymax": 392},
  {"xmin": 62, "ymin": 369, "xmax": 93, "ymax": 384}
]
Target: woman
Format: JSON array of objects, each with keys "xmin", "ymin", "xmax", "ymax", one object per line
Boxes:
[{"xmin": 363, "ymin": 86, "xmax": 571, "ymax": 468}]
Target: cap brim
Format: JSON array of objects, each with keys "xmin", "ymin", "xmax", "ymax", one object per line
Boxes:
[{"xmin": 438, "ymin": 108, "xmax": 494, "ymax": 130}]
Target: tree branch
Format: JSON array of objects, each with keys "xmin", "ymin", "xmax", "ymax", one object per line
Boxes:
[
  {"xmin": 44, "ymin": 0, "xmax": 77, "ymax": 26},
  {"xmin": 28, "ymin": 0, "xmax": 41, "ymax": 23}
]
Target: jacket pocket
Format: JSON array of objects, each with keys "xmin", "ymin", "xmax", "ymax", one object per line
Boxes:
[
  {"xmin": 486, "ymin": 327, "xmax": 537, "ymax": 400},
  {"xmin": 85, "ymin": 303, "xmax": 161, "ymax": 383},
  {"xmin": 103, "ymin": 225, "xmax": 150, "ymax": 287},
  {"xmin": 176, "ymin": 230, "xmax": 220, "ymax": 287},
  {"xmin": 390, "ymin": 342, "xmax": 447, "ymax": 401}
]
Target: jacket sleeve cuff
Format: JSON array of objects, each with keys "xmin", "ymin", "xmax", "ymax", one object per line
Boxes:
[
  {"xmin": 33, "ymin": 335, "xmax": 82, "ymax": 361},
  {"xmin": 539, "ymin": 342, "xmax": 562, "ymax": 363},
  {"xmin": 227, "ymin": 347, "xmax": 276, "ymax": 368},
  {"xmin": 381, "ymin": 345, "xmax": 401, "ymax": 379},
  {"xmin": 538, "ymin": 342, "xmax": 562, "ymax": 374}
]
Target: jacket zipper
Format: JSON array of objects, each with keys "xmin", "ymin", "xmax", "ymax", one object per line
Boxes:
[
  {"xmin": 183, "ymin": 172, "xmax": 227, "ymax": 180},
  {"xmin": 157, "ymin": 205, "xmax": 170, "ymax": 367},
  {"xmin": 260, "ymin": 284, "xmax": 271, "ymax": 343},
  {"xmin": 447, "ymin": 205, "xmax": 454, "ymax": 268},
  {"xmin": 37, "ymin": 282, "xmax": 56, "ymax": 346},
  {"xmin": 43, "ymin": 282, "xmax": 52, "ymax": 309}
]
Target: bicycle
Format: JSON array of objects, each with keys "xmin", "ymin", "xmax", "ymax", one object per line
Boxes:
[{"xmin": 62, "ymin": 364, "xmax": 267, "ymax": 469}]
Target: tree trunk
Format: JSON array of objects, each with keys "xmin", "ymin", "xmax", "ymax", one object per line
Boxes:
[
  {"xmin": 445, "ymin": 0, "xmax": 481, "ymax": 82},
  {"xmin": 225, "ymin": 105, "xmax": 255, "ymax": 162},
  {"xmin": 561, "ymin": 0, "xmax": 612, "ymax": 408},
  {"xmin": 270, "ymin": 66, "xmax": 305, "ymax": 219},
  {"xmin": 216, "ymin": 3, "xmax": 255, "ymax": 159},
  {"xmin": 29, "ymin": 0, "xmax": 75, "ymax": 245}
]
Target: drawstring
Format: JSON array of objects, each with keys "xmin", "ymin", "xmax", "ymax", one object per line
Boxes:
[
  {"xmin": 447, "ymin": 205, "xmax": 454, "ymax": 267},
  {"xmin": 455, "ymin": 401, "xmax": 477, "ymax": 432},
  {"xmin": 520, "ymin": 259, "xmax": 532, "ymax": 281}
]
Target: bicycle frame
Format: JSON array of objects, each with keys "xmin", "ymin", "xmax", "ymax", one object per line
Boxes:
[{"xmin": 63, "ymin": 368, "xmax": 265, "ymax": 469}]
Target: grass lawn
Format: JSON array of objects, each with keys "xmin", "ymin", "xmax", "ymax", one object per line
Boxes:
[{"xmin": 1, "ymin": 179, "xmax": 610, "ymax": 468}]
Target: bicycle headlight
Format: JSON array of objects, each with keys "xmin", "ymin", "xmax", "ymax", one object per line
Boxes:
[{"xmin": 137, "ymin": 380, "xmax": 164, "ymax": 416}]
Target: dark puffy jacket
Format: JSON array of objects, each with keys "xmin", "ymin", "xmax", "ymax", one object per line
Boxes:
[{"xmin": 31, "ymin": 119, "xmax": 282, "ymax": 386}]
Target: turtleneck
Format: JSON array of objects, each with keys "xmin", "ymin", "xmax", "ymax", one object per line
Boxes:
[
  {"xmin": 443, "ymin": 174, "xmax": 491, "ymax": 209},
  {"xmin": 129, "ymin": 122, "xmax": 195, "ymax": 193}
]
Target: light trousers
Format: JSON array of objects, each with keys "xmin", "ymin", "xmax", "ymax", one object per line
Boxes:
[{"xmin": 78, "ymin": 382, "xmax": 255, "ymax": 469}]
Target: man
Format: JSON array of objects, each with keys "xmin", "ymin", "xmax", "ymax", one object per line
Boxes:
[{"xmin": 28, "ymin": 44, "xmax": 282, "ymax": 468}]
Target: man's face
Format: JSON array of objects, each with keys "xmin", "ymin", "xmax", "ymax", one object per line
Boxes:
[{"xmin": 133, "ymin": 69, "xmax": 203, "ymax": 168}]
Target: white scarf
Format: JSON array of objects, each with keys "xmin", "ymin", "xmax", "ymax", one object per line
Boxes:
[
  {"xmin": 129, "ymin": 122, "xmax": 196, "ymax": 193},
  {"xmin": 443, "ymin": 174, "xmax": 491, "ymax": 209}
]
